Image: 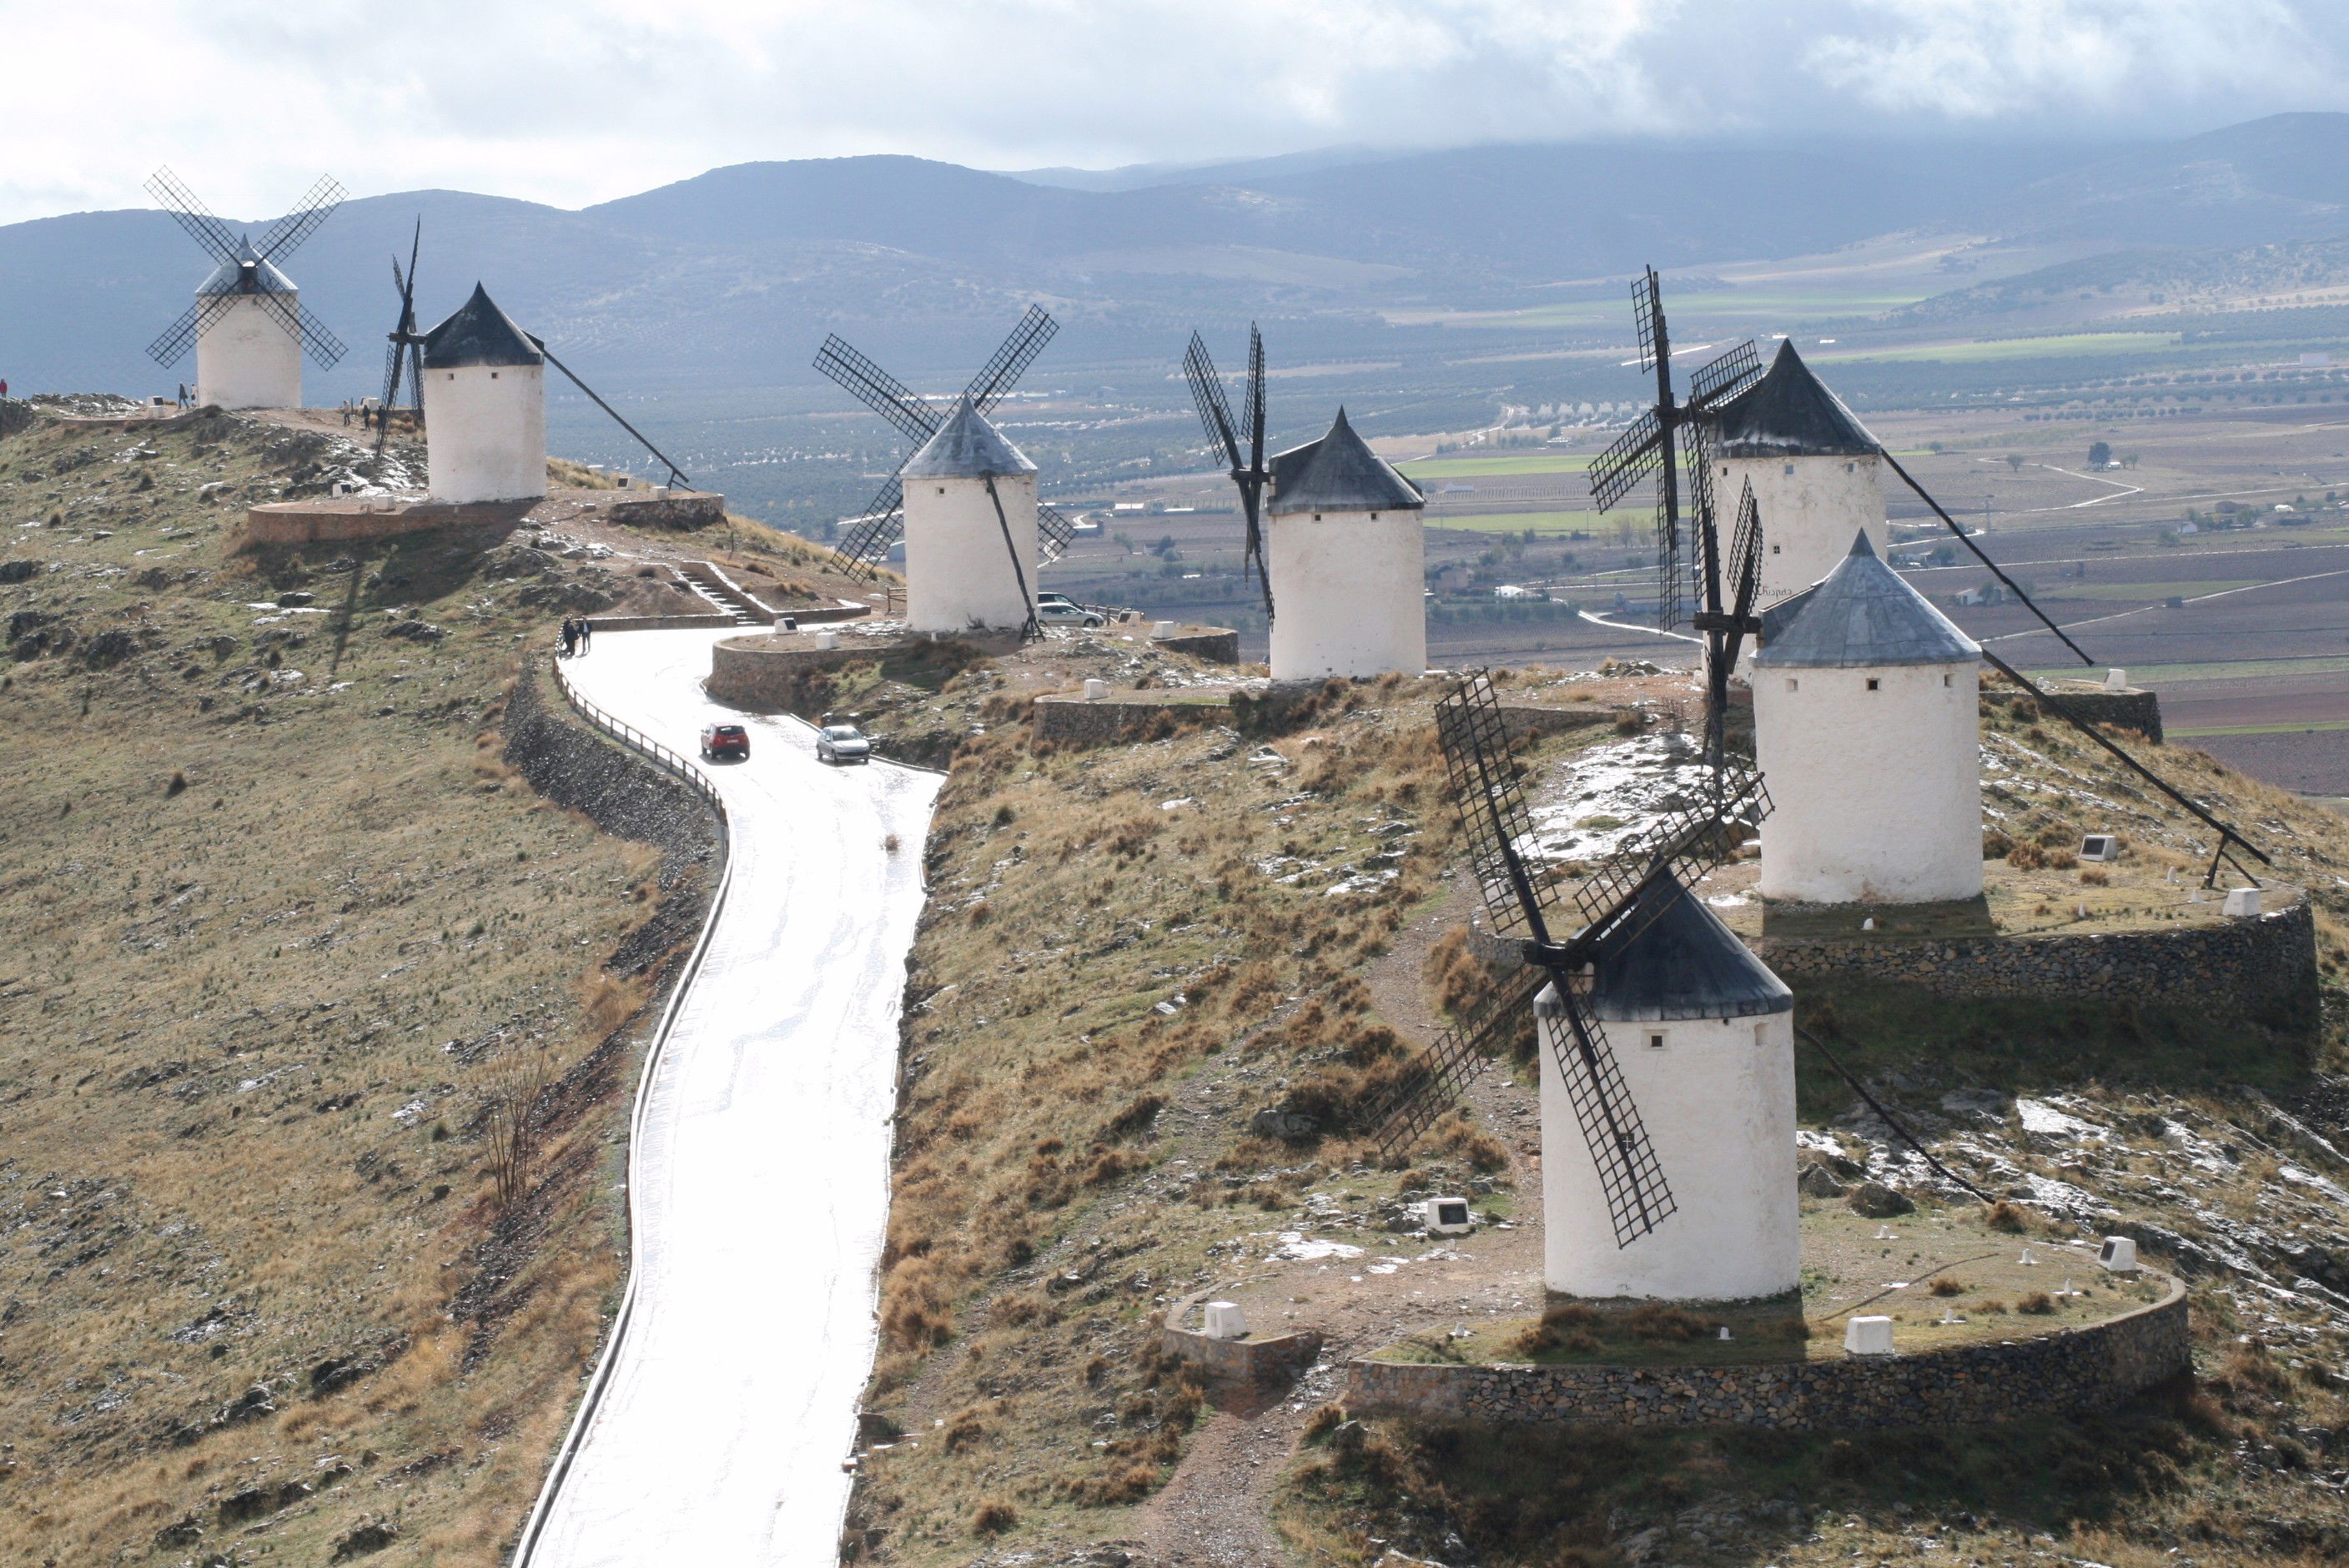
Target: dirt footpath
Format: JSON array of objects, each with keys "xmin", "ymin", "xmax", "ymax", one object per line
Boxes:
[{"xmin": 1135, "ymin": 882, "xmax": 1551, "ymax": 1566}]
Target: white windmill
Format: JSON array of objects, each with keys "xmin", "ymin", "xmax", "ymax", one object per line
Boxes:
[
  {"xmin": 418, "ymin": 284, "xmax": 547, "ymax": 505},
  {"xmin": 144, "ymin": 168, "xmax": 345, "ymax": 410},
  {"xmin": 1706, "ymin": 341, "xmax": 1889, "ymax": 606},
  {"xmin": 1368, "ymin": 676, "xmax": 1795, "ymax": 1303},
  {"xmin": 1264, "ymin": 409, "xmax": 1426, "ymax": 680},
  {"xmin": 812, "ymin": 308, "xmax": 1079, "ymax": 636},
  {"xmin": 899, "ymin": 398, "xmax": 1042, "ymax": 636},
  {"xmin": 1752, "ymin": 532, "xmax": 1984, "ymax": 906}
]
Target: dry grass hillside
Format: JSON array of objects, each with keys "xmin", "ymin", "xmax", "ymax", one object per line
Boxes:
[
  {"xmin": 823, "ymin": 645, "xmax": 2349, "ymax": 1568},
  {"xmin": 0, "ymin": 402, "xmax": 762, "ymax": 1565}
]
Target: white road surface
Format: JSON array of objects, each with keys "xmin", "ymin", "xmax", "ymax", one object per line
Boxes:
[{"xmin": 527, "ymin": 629, "xmax": 939, "ymax": 1567}]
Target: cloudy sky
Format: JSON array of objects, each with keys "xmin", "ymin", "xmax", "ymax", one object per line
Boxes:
[{"xmin": 4, "ymin": 0, "xmax": 2345, "ymax": 225}]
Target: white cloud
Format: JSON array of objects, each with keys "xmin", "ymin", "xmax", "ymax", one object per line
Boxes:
[
  {"xmin": 0, "ymin": 0, "xmax": 2341, "ymax": 225},
  {"xmin": 1805, "ymin": 0, "xmax": 2331, "ymax": 118}
]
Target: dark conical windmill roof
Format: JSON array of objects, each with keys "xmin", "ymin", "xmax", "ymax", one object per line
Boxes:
[
  {"xmin": 1753, "ymin": 530, "xmax": 1979, "ymax": 668},
  {"xmin": 1568, "ymin": 872, "xmax": 1793, "ymax": 1023},
  {"xmin": 901, "ymin": 397, "xmax": 1036, "ymax": 480},
  {"xmin": 196, "ymin": 238, "xmax": 295, "ymax": 297},
  {"xmin": 420, "ymin": 284, "xmax": 543, "ymax": 369},
  {"xmin": 1265, "ymin": 408, "xmax": 1424, "ymax": 515},
  {"xmin": 1711, "ymin": 339, "xmax": 1879, "ymax": 458}
]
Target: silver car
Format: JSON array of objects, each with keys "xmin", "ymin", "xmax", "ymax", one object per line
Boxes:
[
  {"xmin": 1036, "ymin": 601, "xmax": 1106, "ymax": 629},
  {"xmin": 816, "ymin": 723, "xmax": 872, "ymax": 765}
]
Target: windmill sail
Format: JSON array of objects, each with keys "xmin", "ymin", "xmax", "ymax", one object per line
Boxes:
[{"xmin": 816, "ymin": 308, "xmax": 1064, "ymax": 581}]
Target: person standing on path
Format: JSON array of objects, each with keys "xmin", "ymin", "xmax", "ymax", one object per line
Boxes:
[
  {"xmin": 576, "ymin": 617, "xmax": 591, "ymax": 654},
  {"xmin": 560, "ymin": 617, "xmax": 577, "ymax": 657}
]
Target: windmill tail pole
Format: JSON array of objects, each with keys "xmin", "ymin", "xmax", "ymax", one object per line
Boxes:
[
  {"xmin": 1977, "ymin": 646, "xmax": 2271, "ymax": 876},
  {"xmin": 533, "ymin": 340, "xmax": 691, "ymax": 489},
  {"xmin": 1879, "ymin": 450, "xmax": 2093, "ymax": 666},
  {"xmin": 1792, "ymin": 1023, "xmax": 1990, "ymax": 1204},
  {"xmin": 983, "ymin": 475, "xmax": 1043, "ymax": 642}
]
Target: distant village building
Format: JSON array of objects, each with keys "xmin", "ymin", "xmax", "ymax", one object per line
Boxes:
[
  {"xmin": 1707, "ymin": 341, "xmax": 1889, "ymax": 607},
  {"xmin": 1752, "ymin": 532, "xmax": 1984, "ymax": 905},
  {"xmin": 1537, "ymin": 874, "xmax": 1799, "ymax": 1301},
  {"xmin": 898, "ymin": 397, "xmax": 1038, "ymax": 635},
  {"xmin": 420, "ymin": 284, "xmax": 546, "ymax": 505},
  {"xmin": 194, "ymin": 241, "xmax": 304, "ymax": 410},
  {"xmin": 1265, "ymin": 409, "xmax": 1426, "ymax": 680}
]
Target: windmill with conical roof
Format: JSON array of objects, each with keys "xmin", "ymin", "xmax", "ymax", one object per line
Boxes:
[
  {"xmin": 1753, "ymin": 532, "xmax": 1985, "ymax": 906},
  {"xmin": 900, "ymin": 397, "xmax": 1044, "ymax": 639},
  {"xmin": 420, "ymin": 284, "xmax": 546, "ymax": 504},
  {"xmin": 1265, "ymin": 408, "xmax": 1426, "ymax": 680},
  {"xmin": 1707, "ymin": 340, "xmax": 1890, "ymax": 606},
  {"xmin": 143, "ymin": 168, "xmax": 346, "ymax": 410}
]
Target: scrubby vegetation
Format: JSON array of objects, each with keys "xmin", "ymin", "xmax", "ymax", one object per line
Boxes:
[{"xmin": 0, "ymin": 405, "xmax": 736, "ymax": 1563}]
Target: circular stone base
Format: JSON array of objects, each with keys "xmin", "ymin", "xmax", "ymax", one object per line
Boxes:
[{"xmin": 1346, "ymin": 1209, "xmax": 2186, "ymax": 1430}]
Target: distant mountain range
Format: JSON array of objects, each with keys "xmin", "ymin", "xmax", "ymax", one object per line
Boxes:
[{"xmin": 7, "ymin": 113, "xmax": 2349, "ymax": 407}]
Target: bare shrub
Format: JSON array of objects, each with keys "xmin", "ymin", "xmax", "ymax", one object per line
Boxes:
[{"xmin": 485, "ymin": 1048, "xmax": 555, "ymax": 1210}]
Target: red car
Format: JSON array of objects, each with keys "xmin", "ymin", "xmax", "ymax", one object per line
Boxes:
[{"xmin": 700, "ymin": 722, "xmax": 749, "ymax": 761}]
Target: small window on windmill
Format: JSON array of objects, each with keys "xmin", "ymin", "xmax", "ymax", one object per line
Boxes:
[
  {"xmin": 1943, "ymin": 673, "xmax": 1953, "ymax": 687},
  {"xmin": 1314, "ymin": 512, "xmax": 1323, "ymax": 521},
  {"xmin": 1866, "ymin": 677, "xmax": 1881, "ymax": 691},
  {"xmin": 1845, "ymin": 462, "xmax": 1855, "ymax": 473},
  {"xmin": 1371, "ymin": 512, "xmax": 1379, "ymax": 520},
  {"xmin": 490, "ymin": 371, "xmax": 499, "ymax": 379},
  {"xmin": 1784, "ymin": 677, "xmax": 1798, "ymax": 692},
  {"xmin": 1646, "ymin": 1030, "xmax": 1666, "ymax": 1050},
  {"xmin": 1783, "ymin": 463, "xmax": 1794, "ymax": 476},
  {"xmin": 936, "ymin": 486, "xmax": 944, "ymax": 495},
  {"xmin": 1770, "ymin": 543, "xmax": 1781, "ymax": 555},
  {"xmin": 2079, "ymin": 834, "xmax": 2120, "ymax": 862}
]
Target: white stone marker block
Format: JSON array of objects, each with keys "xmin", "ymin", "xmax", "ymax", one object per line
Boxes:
[
  {"xmin": 2097, "ymin": 1235, "xmax": 2140, "ymax": 1273},
  {"xmin": 2105, "ymin": 668, "xmax": 2128, "ymax": 691},
  {"xmin": 1202, "ymin": 1301, "xmax": 1248, "ymax": 1340},
  {"xmin": 1423, "ymin": 1198, "xmax": 1473, "ymax": 1235},
  {"xmin": 2223, "ymin": 887, "xmax": 2262, "ymax": 917},
  {"xmin": 1084, "ymin": 678, "xmax": 1108, "ymax": 701},
  {"xmin": 1843, "ymin": 1315, "xmax": 1895, "ymax": 1356},
  {"xmin": 816, "ymin": 631, "xmax": 838, "ymax": 651}
]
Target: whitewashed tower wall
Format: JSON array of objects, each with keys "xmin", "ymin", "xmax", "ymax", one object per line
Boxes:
[{"xmin": 196, "ymin": 294, "xmax": 302, "ymax": 410}]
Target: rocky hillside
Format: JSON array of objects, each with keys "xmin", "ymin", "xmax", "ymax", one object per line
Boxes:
[
  {"xmin": 819, "ymin": 646, "xmax": 2349, "ymax": 1568},
  {"xmin": 0, "ymin": 400, "xmax": 748, "ymax": 1565}
]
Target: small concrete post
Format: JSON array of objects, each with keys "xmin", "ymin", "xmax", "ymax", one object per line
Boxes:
[
  {"xmin": 1843, "ymin": 1315, "xmax": 1895, "ymax": 1356},
  {"xmin": 1203, "ymin": 1301, "xmax": 1248, "ymax": 1340},
  {"xmin": 815, "ymin": 630, "xmax": 838, "ymax": 651},
  {"xmin": 1084, "ymin": 678, "xmax": 1108, "ymax": 701},
  {"xmin": 2105, "ymin": 668, "xmax": 2127, "ymax": 691},
  {"xmin": 1423, "ymin": 1198, "xmax": 1473, "ymax": 1235},
  {"xmin": 2222, "ymin": 887, "xmax": 2262, "ymax": 917}
]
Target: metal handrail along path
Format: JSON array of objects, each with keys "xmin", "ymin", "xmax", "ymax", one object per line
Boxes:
[{"xmin": 513, "ymin": 653, "xmax": 735, "ymax": 1566}]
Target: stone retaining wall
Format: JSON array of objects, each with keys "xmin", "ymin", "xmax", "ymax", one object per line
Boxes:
[
  {"xmin": 707, "ymin": 634, "xmax": 908, "ymax": 707},
  {"xmin": 1496, "ymin": 702, "xmax": 1624, "ymax": 741},
  {"xmin": 1346, "ymin": 1272, "xmax": 2186, "ymax": 1430},
  {"xmin": 1032, "ymin": 696, "xmax": 1233, "ymax": 748},
  {"xmin": 1989, "ymin": 686, "xmax": 2164, "ymax": 743},
  {"xmin": 586, "ymin": 613, "xmax": 741, "ymax": 633},
  {"xmin": 603, "ymin": 491, "xmax": 725, "ymax": 531},
  {"xmin": 240, "ymin": 497, "xmax": 532, "ymax": 547},
  {"xmin": 1759, "ymin": 898, "xmax": 2315, "ymax": 1013},
  {"xmin": 1151, "ymin": 626, "xmax": 1241, "ymax": 665},
  {"xmin": 1164, "ymin": 1324, "xmax": 1325, "ymax": 1385},
  {"xmin": 500, "ymin": 660, "xmax": 718, "ymax": 978}
]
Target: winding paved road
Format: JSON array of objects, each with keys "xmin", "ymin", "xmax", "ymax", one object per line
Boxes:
[{"xmin": 528, "ymin": 628, "xmax": 938, "ymax": 1566}]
